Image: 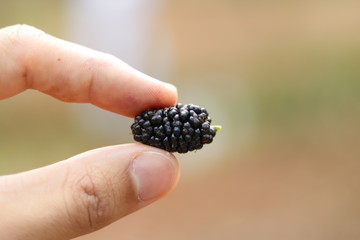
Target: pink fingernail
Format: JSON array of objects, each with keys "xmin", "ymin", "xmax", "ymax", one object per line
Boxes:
[{"xmin": 130, "ymin": 151, "xmax": 178, "ymax": 202}]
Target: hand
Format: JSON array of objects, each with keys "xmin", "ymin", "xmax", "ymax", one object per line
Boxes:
[{"xmin": 0, "ymin": 25, "xmax": 180, "ymax": 240}]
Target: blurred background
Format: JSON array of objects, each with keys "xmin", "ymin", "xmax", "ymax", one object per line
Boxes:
[{"xmin": 1, "ymin": 0, "xmax": 360, "ymax": 239}]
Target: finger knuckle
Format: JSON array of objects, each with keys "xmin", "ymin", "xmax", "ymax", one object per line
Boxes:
[
  {"xmin": 1, "ymin": 24, "xmax": 46, "ymax": 45},
  {"xmin": 66, "ymin": 167, "xmax": 116, "ymax": 232}
]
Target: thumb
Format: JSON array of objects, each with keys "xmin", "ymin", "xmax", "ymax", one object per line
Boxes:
[{"xmin": 0, "ymin": 144, "xmax": 179, "ymax": 240}]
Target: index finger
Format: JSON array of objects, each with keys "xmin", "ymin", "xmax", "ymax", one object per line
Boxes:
[{"xmin": 0, "ymin": 25, "xmax": 177, "ymax": 117}]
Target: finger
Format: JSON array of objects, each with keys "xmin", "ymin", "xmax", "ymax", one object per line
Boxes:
[
  {"xmin": 0, "ymin": 144, "xmax": 179, "ymax": 240},
  {"xmin": 0, "ymin": 25, "xmax": 177, "ymax": 117}
]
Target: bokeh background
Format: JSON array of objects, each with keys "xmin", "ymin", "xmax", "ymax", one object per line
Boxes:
[{"xmin": 1, "ymin": 0, "xmax": 360, "ymax": 239}]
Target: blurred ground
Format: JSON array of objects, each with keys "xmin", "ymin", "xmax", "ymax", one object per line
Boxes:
[{"xmin": 1, "ymin": 0, "xmax": 360, "ymax": 239}]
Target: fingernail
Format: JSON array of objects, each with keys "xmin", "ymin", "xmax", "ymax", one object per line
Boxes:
[
  {"xmin": 164, "ymin": 82, "xmax": 177, "ymax": 92},
  {"xmin": 130, "ymin": 151, "xmax": 178, "ymax": 202}
]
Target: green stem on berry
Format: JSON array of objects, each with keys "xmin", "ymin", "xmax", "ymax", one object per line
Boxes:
[{"xmin": 211, "ymin": 125, "xmax": 222, "ymax": 131}]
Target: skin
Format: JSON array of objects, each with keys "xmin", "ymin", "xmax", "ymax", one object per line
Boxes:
[{"xmin": 0, "ymin": 25, "xmax": 180, "ymax": 240}]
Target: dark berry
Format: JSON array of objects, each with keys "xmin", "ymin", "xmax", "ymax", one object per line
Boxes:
[
  {"xmin": 151, "ymin": 115, "xmax": 162, "ymax": 125},
  {"xmin": 180, "ymin": 110, "xmax": 189, "ymax": 121},
  {"xmin": 130, "ymin": 104, "xmax": 220, "ymax": 153},
  {"xmin": 189, "ymin": 116, "xmax": 201, "ymax": 128}
]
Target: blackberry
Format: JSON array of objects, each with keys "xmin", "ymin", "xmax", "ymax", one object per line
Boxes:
[{"xmin": 131, "ymin": 103, "xmax": 221, "ymax": 153}]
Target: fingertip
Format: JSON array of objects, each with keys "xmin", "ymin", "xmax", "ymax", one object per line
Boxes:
[
  {"xmin": 136, "ymin": 69, "xmax": 178, "ymax": 106},
  {"xmin": 164, "ymin": 82, "xmax": 178, "ymax": 106},
  {"xmin": 144, "ymin": 80, "xmax": 178, "ymax": 113},
  {"xmin": 2, "ymin": 144, "xmax": 180, "ymax": 239},
  {"xmin": 0, "ymin": 24, "xmax": 178, "ymax": 117},
  {"xmin": 130, "ymin": 149, "xmax": 180, "ymax": 203},
  {"xmin": 116, "ymin": 71, "xmax": 178, "ymax": 117}
]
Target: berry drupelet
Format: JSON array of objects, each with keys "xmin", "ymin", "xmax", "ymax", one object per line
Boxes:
[{"xmin": 131, "ymin": 103, "xmax": 221, "ymax": 153}]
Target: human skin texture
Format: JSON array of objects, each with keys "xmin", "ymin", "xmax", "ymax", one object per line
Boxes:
[{"xmin": 0, "ymin": 25, "xmax": 180, "ymax": 240}]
